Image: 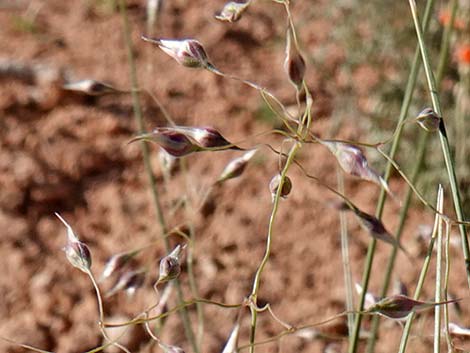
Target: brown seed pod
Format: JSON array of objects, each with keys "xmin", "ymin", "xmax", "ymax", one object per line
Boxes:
[
  {"xmin": 284, "ymin": 28, "xmax": 306, "ymax": 90},
  {"xmin": 269, "ymin": 174, "xmax": 292, "ymax": 201}
]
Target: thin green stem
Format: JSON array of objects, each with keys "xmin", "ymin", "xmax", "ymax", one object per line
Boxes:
[
  {"xmin": 337, "ymin": 169, "xmax": 354, "ymax": 338},
  {"xmin": 248, "ymin": 142, "xmax": 301, "ymax": 353},
  {"xmin": 105, "ymin": 298, "xmax": 243, "ymax": 328},
  {"xmin": 408, "ymin": 0, "xmax": 470, "ymax": 289},
  {"xmin": 208, "ymin": 68, "xmax": 299, "ymax": 137},
  {"xmin": 117, "ymin": 2, "xmax": 199, "ymax": 352},
  {"xmin": 361, "ymin": 0, "xmax": 436, "ymax": 349},
  {"xmin": 367, "ymin": 0, "xmax": 457, "ymax": 347},
  {"xmin": 181, "ymin": 158, "xmax": 205, "ymax": 349},
  {"xmin": 87, "ymin": 270, "xmax": 131, "ymax": 353},
  {"xmin": 443, "ymin": 221, "xmax": 453, "ymax": 351},
  {"xmin": 0, "ymin": 336, "xmax": 53, "ymax": 353},
  {"xmin": 434, "ymin": 186, "xmax": 444, "ymax": 353},
  {"xmin": 240, "ymin": 311, "xmax": 356, "ymax": 352},
  {"xmin": 367, "ymin": 132, "xmax": 428, "ymax": 351},
  {"xmin": 398, "ymin": 187, "xmax": 443, "ymax": 353}
]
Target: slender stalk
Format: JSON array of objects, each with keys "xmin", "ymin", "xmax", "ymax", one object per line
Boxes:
[
  {"xmin": 0, "ymin": 336, "xmax": 53, "ymax": 353},
  {"xmin": 248, "ymin": 142, "xmax": 301, "ymax": 353},
  {"xmin": 366, "ymin": 132, "xmax": 428, "ymax": 351},
  {"xmin": 398, "ymin": 187, "xmax": 443, "ymax": 353},
  {"xmin": 337, "ymin": 169, "xmax": 354, "ymax": 338},
  {"xmin": 148, "ymin": 87, "xmax": 204, "ymax": 347},
  {"xmin": 408, "ymin": 0, "xmax": 470, "ymax": 289},
  {"xmin": 117, "ymin": 2, "xmax": 199, "ymax": 352},
  {"xmin": 87, "ymin": 270, "xmax": 131, "ymax": 353},
  {"xmin": 443, "ymin": 221, "xmax": 453, "ymax": 351},
  {"xmin": 366, "ymin": 0, "xmax": 459, "ymax": 349},
  {"xmin": 106, "ymin": 298, "xmax": 243, "ymax": 328},
  {"xmin": 349, "ymin": 0, "xmax": 436, "ymax": 349},
  {"xmin": 434, "ymin": 185, "xmax": 444, "ymax": 353},
  {"xmin": 181, "ymin": 158, "xmax": 205, "ymax": 348}
]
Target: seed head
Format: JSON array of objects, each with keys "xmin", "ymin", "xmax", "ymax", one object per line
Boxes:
[
  {"xmin": 172, "ymin": 126, "xmax": 240, "ymax": 150},
  {"xmin": 415, "ymin": 107, "xmax": 441, "ymax": 132},
  {"xmin": 100, "ymin": 251, "xmax": 136, "ymax": 282},
  {"xmin": 215, "ymin": 1, "xmax": 250, "ymax": 23},
  {"xmin": 106, "ymin": 268, "xmax": 146, "ymax": 297},
  {"xmin": 129, "ymin": 128, "xmax": 200, "ymax": 157},
  {"xmin": 142, "ymin": 36, "xmax": 213, "ymax": 69},
  {"xmin": 55, "ymin": 213, "xmax": 92, "ymax": 273},
  {"xmin": 218, "ymin": 149, "xmax": 257, "ymax": 183},
  {"xmin": 366, "ymin": 295, "xmax": 459, "ymax": 320},
  {"xmin": 269, "ymin": 174, "xmax": 292, "ymax": 202},
  {"xmin": 62, "ymin": 79, "xmax": 122, "ymax": 96},
  {"xmin": 284, "ymin": 28, "xmax": 306, "ymax": 90},
  {"xmin": 320, "ymin": 140, "xmax": 391, "ymax": 194},
  {"xmin": 157, "ymin": 244, "xmax": 185, "ymax": 284},
  {"xmin": 341, "ymin": 203, "xmax": 410, "ymax": 256}
]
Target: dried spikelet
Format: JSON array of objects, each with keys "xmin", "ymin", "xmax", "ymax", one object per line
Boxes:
[
  {"xmin": 55, "ymin": 213, "xmax": 92, "ymax": 273},
  {"xmin": 129, "ymin": 126, "xmax": 239, "ymax": 157},
  {"xmin": 319, "ymin": 140, "xmax": 392, "ymax": 195},
  {"xmin": 129, "ymin": 128, "xmax": 200, "ymax": 157},
  {"xmin": 215, "ymin": 1, "xmax": 250, "ymax": 23},
  {"xmin": 62, "ymin": 79, "xmax": 123, "ymax": 96},
  {"xmin": 106, "ymin": 268, "xmax": 146, "ymax": 297},
  {"xmin": 366, "ymin": 294, "xmax": 460, "ymax": 319},
  {"xmin": 171, "ymin": 126, "xmax": 241, "ymax": 150},
  {"xmin": 100, "ymin": 250, "xmax": 138, "ymax": 282},
  {"xmin": 217, "ymin": 149, "xmax": 257, "ymax": 183},
  {"xmin": 142, "ymin": 36, "xmax": 214, "ymax": 69},
  {"xmin": 415, "ymin": 107, "xmax": 441, "ymax": 132},
  {"xmin": 340, "ymin": 202, "xmax": 410, "ymax": 256},
  {"xmin": 157, "ymin": 244, "xmax": 185, "ymax": 284}
]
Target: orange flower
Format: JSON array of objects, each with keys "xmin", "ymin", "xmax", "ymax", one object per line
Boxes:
[
  {"xmin": 456, "ymin": 44, "xmax": 470, "ymax": 65},
  {"xmin": 438, "ymin": 9, "xmax": 466, "ymax": 30}
]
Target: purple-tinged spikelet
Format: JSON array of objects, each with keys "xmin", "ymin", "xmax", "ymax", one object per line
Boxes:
[
  {"xmin": 142, "ymin": 36, "xmax": 213, "ymax": 69},
  {"xmin": 215, "ymin": 1, "xmax": 250, "ymax": 23},
  {"xmin": 415, "ymin": 107, "xmax": 441, "ymax": 132},
  {"xmin": 55, "ymin": 213, "xmax": 92, "ymax": 273}
]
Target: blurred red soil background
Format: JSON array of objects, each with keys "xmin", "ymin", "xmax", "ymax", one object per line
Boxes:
[{"xmin": 1, "ymin": 1, "xmax": 469, "ymax": 352}]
